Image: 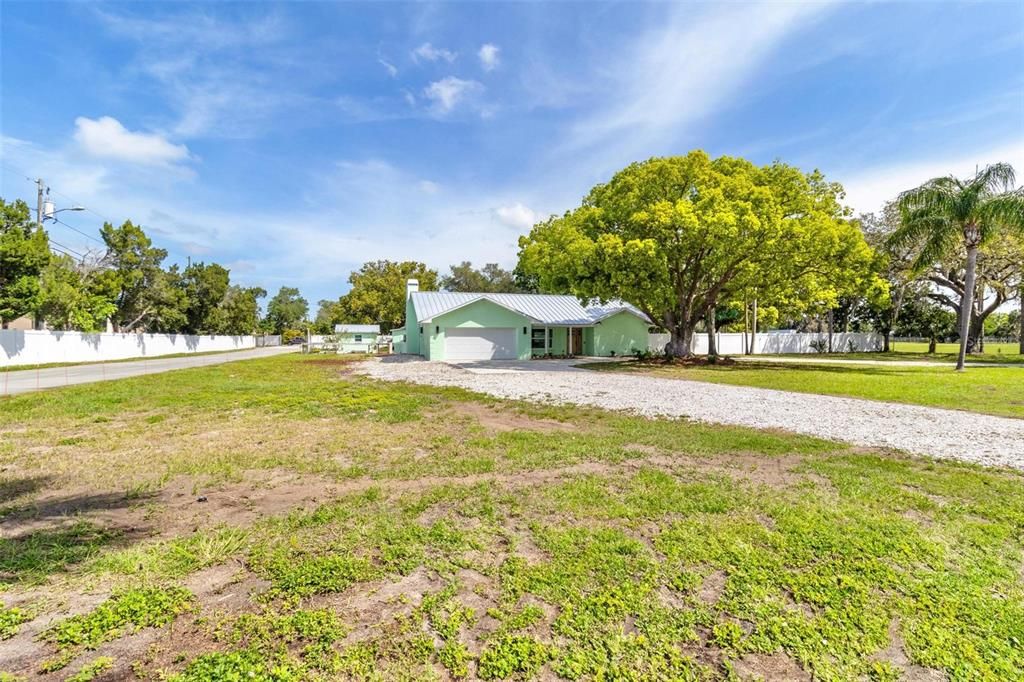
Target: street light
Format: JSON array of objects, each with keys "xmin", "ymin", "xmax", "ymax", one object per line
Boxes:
[{"xmin": 42, "ymin": 201, "xmax": 86, "ymax": 222}]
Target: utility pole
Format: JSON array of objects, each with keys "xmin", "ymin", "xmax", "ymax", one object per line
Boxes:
[{"xmin": 36, "ymin": 178, "xmax": 46, "ymax": 230}]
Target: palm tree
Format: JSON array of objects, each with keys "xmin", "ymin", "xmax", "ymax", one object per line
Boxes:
[{"xmin": 890, "ymin": 163, "xmax": 1024, "ymax": 371}]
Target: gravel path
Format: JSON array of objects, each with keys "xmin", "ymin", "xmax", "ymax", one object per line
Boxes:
[{"xmin": 358, "ymin": 357, "xmax": 1024, "ymax": 471}]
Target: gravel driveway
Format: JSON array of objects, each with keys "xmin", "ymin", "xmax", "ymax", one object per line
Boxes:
[{"xmin": 358, "ymin": 357, "xmax": 1024, "ymax": 471}]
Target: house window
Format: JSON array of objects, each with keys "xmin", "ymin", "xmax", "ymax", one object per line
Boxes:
[
  {"xmin": 354, "ymin": 334, "xmax": 362, "ymax": 343},
  {"xmin": 531, "ymin": 328, "xmax": 548, "ymax": 351}
]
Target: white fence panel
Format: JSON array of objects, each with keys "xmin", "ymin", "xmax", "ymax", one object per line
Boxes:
[
  {"xmin": 1, "ymin": 330, "xmax": 256, "ymax": 367},
  {"xmin": 645, "ymin": 331, "xmax": 883, "ymax": 355}
]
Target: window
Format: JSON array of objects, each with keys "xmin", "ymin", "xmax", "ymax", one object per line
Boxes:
[
  {"xmin": 531, "ymin": 328, "xmax": 548, "ymax": 351},
  {"xmin": 354, "ymin": 334, "xmax": 362, "ymax": 343}
]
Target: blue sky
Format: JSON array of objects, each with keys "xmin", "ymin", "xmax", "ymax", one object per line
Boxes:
[{"xmin": 2, "ymin": 1, "xmax": 1022, "ymax": 306}]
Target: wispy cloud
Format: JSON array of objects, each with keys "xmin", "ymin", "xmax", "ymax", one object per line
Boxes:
[
  {"xmin": 841, "ymin": 139, "xmax": 1024, "ymax": 215},
  {"xmin": 478, "ymin": 43, "xmax": 500, "ymax": 72},
  {"xmin": 563, "ymin": 3, "xmax": 835, "ymax": 169},
  {"xmin": 412, "ymin": 42, "xmax": 457, "ymax": 63},
  {"xmin": 423, "ymin": 77, "xmax": 483, "ymax": 114},
  {"xmin": 74, "ymin": 116, "xmax": 191, "ymax": 166},
  {"xmin": 93, "ymin": 7, "xmax": 312, "ymax": 139},
  {"xmin": 378, "ymin": 57, "xmax": 398, "ymax": 78}
]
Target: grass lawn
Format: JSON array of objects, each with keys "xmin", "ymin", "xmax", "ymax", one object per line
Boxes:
[
  {"xmin": 775, "ymin": 341, "xmax": 1023, "ymax": 365},
  {"xmin": 591, "ymin": 360, "xmax": 1024, "ymax": 419},
  {"xmin": 1, "ymin": 354, "xmax": 1021, "ymax": 680}
]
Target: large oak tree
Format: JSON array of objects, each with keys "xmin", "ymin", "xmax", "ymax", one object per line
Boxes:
[{"xmin": 517, "ymin": 151, "xmax": 883, "ymax": 357}]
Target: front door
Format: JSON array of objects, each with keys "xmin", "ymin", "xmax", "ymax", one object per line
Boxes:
[{"xmin": 570, "ymin": 328, "xmax": 583, "ymax": 356}]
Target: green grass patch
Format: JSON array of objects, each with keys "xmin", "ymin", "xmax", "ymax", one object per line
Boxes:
[
  {"xmin": 41, "ymin": 586, "xmax": 194, "ymax": 671},
  {"xmin": 2, "ymin": 353, "xmax": 1022, "ymax": 680},
  {"xmin": 0, "ymin": 604, "xmax": 30, "ymax": 639},
  {"xmin": 590, "ymin": 360, "xmax": 1024, "ymax": 418},
  {"xmin": 65, "ymin": 656, "xmax": 114, "ymax": 682}
]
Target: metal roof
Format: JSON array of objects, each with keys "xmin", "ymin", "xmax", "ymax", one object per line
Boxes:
[
  {"xmin": 411, "ymin": 292, "xmax": 650, "ymax": 326},
  {"xmin": 334, "ymin": 324, "xmax": 381, "ymax": 333}
]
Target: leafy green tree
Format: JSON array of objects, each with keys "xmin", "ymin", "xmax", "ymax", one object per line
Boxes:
[
  {"xmin": 215, "ymin": 285, "xmax": 265, "ymax": 335},
  {"xmin": 142, "ymin": 264, "xmax": 189, "ymax": 333},
  {"xmin": 441, "ymin": 261, "xmax": 521, "ymax": 293},
  {"xmin": 181, "ymin": 262, "xmax": 230, "ymax": 334},
  {"xmin": 100, "ymin": 220, "xmax": 185, "ymax": 332},
  {"xmin": 896, "ymin": 300, "xmax": 956, "ymax": 353},
  {"xmin": 36, "ymin": 254, "xmax": 118, "ymax": 331},
  {"xmin": 312, "ymin": 298, "xmax": 339, "ymax": 334},
  {"xmin": 856, "ymin": 205, "xmax": 928, "ymax": 351},
  {"xmin": 892, "ymin": 163, "xmax": 1024, "ymax": 370},
  {"xmin": 266, "ymin": 286, "xmax": 308, "ymax": 333},
  {"xmin": 0, "ymin": 198, "xmax": 50, "ymax": 327},
  {"xmin": 518, "ymin": 152, "xmax": 883, "ymax": 357},
  {"xmin": 335, "ymin": 260, "xmax": 438, "ymax": 332}
]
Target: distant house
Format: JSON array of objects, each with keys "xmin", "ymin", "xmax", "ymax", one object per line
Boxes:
[
  {"xmin": 333, "ymin": 324, "xmax": 381, "ymax": 353},
  {"xmin": 391, "ymin": 279, "xmax": 650, "ymax": 362}
]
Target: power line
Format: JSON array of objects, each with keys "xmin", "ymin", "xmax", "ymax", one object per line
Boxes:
[
  {"xmin": 48, "ymin": 239, "xmax": 86, "ymax": 259},
  {"xmin": 1, "ymin": 162, "xmax": 115, "ymax": 226},
  {"xmin": 53, "ymin": 217, "xmax": 105, "ymax": 245}
]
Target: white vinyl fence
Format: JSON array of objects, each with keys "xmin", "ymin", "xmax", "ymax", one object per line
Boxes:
[
  {"xmin": 1, "ymin": 329, "xmax": 256, "ymax": 367},
  {"xmin": 647, "ymin": 331, "xmax": 883, "ymax": 355}
]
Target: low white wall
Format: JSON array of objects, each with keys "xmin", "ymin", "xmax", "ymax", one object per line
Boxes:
[
  {"xmin": 1, "ymin": 329, "xmax": 256, "ymax": 367},
  {"xmin": 647, "ymin": 331, "xmax": 882, "ymax": 355}
]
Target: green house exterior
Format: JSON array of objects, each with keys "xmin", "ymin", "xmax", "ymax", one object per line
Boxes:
[
  {"xmin": 394, "ymin": 279, "xmax": 650, "ymax": 362},
  {"xmin": 333, "ymin": 324, "xmax": 381, "ymax": 353}
]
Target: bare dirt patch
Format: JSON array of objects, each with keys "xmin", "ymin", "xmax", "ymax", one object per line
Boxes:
[
  {"xmin": 156, "ymin": 470, "xmax": 337, "ymax": 536},
  {"xmin": 698, "ymin": 569, "xmax": 727, "ymax": 604},
  {"xmin": 871, "ymin": 618, "xmax": 948, "ymax": 681},
  {"xmin": 447, "ymin": 401, "xmax": 576, "ymax": 433},
  {"xmin": 731, "ymin": 652, "xmax": 811, "ymax": 681}
]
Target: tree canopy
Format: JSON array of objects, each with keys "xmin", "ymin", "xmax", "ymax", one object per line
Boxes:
[
  {"xmin": 266, "ymin": 286, "xmax": 309, "ymax": 333},
  {"xmin": 891, "ymin": 162, "xmax": 1024, "ymax": 368},
  {"xmin": 440, "ymin": 261, "xmax": 522, "ymax": 293},
  {"xmin": 0, "ymin": 198, "xmax": 50, "ymax": 326},
  {"xmin": 330, "ymin": 260, "xmax": 438, "ymax": 332},
  {"xmin": 36, "ymin": 254, "xmax": 118, "ymax": 332},
  {"xmin": 517, "ymin": 151, "xmax": 886, "ymax": 356}
]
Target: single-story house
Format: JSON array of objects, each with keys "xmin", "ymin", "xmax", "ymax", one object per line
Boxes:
[
  {"xmin": 391, "ymin": 279, "xmax": 651, "ymax": 362},
  {"xmin": 333, "ymin": 324, "xmax": 381, "ymax": 353}
]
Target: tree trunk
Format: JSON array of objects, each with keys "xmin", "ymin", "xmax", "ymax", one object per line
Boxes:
[
  {"xmin": 928, "ymin": 337, "xmax": 937, "ymax": 354},
  {"xmin": 743, "ymin": 298, "xmax": 749, "ymax": 355},
  {"xmin": 1019, "ymin": 288, "xmax": 1023, "ymax": 355},
  {"xmin": 883, "ymin": 331, "xmax": 891, "ymax": 353},
  {"xmin": 706, "ymin": 310, "xmax": 717, "ymax": 357},
  {"xmin": 750, "ymin": 298, "xmax": 758, "ymax": 355},
  {"xmin": 956, "ymin": 245, "xmax": 978, "ymax": 371},
  {"xmin": 827, "ymin": 309, "xmax": 834, "ymax": 353},
  {"xmin": 666, "ymin": 326, "xmax": 694, "ymax": 357}
]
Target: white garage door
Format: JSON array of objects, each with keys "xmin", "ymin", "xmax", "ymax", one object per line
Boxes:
[{"xmin": 445, "ymin": 328, "xmax": 517, "ymax": 361}]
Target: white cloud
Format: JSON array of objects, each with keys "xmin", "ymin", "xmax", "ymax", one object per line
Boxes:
[
  {"xmin": 412, "ymin": 42, "xmax": 456, "ymax": 63},
  {"xmin": 564, "ymin": 3, "xmax": 835, "ymax": 170},
  {"xmin": 493, "ymin": 203, "xmax": 539, "ymax": 231},
  {"xmin": 73, "ymin": 116, "xmax": 191, "ymax": 165},
  {"xmin": 418, "ymin": 180, "xmax": 441, "ymax": 194},
  {"xmin": 378, "ymin": 57, "xmax": 398, "ymax": 78},
  {"xmin": 94, "ymin": 8, "xmax": 308, "ymax": 139},
  {"xmin": 423, "ymin": 77, "xmax": 483, "ymax": 114},
  {"xmin": 840, "ymin": 140, "xmax": 1024, "ymax": 215},
  {"xmin": 478, "ymin": 43, "xmax": 500, "ymax": 72}
]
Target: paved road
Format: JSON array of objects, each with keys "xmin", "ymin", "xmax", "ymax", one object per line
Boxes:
[
  {"xmin": 360, "ymin": 357, "xmax": 1024, "ymax": 471},
  {"xmin": 1, "ymin": 346, "xmax": 298, "ymax": 396}
]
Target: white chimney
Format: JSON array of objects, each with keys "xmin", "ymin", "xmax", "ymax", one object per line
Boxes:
[{"xmin": 406, "ymin": 278, "xmax": 419, "ymax": 299}]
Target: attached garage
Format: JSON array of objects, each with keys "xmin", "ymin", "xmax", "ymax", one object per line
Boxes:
[{"xmin": 444, "ymin": 327, "xmax": 518, "ymax": 361}]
